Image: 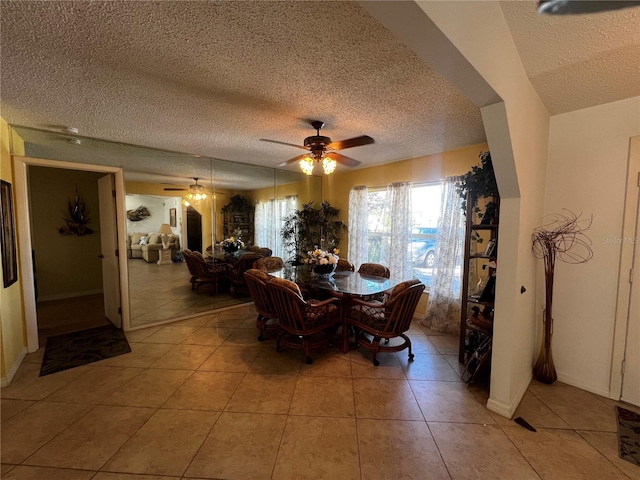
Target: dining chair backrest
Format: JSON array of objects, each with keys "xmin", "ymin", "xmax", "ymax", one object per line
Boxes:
[
  {"xmin": 358, "ymin": 263, "xmax": 391, "ymax": 278},
  {"xmin": 384, "ymin": 281, "xmax": 425, "ymax": 333},
  {"xmin": 336, "ymin": 258, "xmax": 355, "ymax": 272},
  {"xmin": 253, "ymin": 256, "xmax": 284, "ymax": 273},
  {"xmin": 244, "ymin": 269, "xmax": 276, "ymax": 317}
]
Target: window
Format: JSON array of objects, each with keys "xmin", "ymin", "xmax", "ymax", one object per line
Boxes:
[
  {"xmin": 349, "ymin": 183, "xmax": 457, "ymax": 290},
  {"xmin": 255, "ymin": 196, "xmax": 297, "ymax": 260}
]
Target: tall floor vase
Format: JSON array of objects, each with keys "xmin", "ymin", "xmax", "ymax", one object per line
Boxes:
[{"xmin": 533, "ymin": 263, "xmax": 557, "ymax": 384}]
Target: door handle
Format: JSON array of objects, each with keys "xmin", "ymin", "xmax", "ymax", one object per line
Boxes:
[{"xmin": 98, "ymin": 254, "xmax": 104, "ymax": 259}]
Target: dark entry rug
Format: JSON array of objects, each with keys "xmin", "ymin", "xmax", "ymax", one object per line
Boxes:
[
  {"xmin": 40, "ymin": 324, "xmax": 131, "ymax": 376},
  {"xmin": 616, "ymin": 406, "xmax": 640, "ymax": 467}
]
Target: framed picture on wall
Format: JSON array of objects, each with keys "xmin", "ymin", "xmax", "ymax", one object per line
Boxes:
[
  {"xmin": 169, "ymin": 208, "xmax": 177, "ymax": 227},
  {"xmin": 1, "ymin": 180, "xmax": 18, "ymax": 288}
]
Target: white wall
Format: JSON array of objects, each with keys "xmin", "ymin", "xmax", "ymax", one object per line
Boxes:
[{"xmin": 545, "ymin": 96, "xmax": 640, "ymax": 396}]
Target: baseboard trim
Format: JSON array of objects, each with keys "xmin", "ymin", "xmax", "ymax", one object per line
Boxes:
[
  {"xmin": 37, "ymin": 289, "xmax": 104, "ymax": 302},
  {"xmin": 1, "ymin": 347, "xmax": 27, "ymax": 387},
  {"xmin": 487, "ymin": 374, "xmax": 531, "ymax": 419}
]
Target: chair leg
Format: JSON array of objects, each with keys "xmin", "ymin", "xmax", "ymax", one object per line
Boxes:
[
  {"xmin": 256, "ymin": 314, "xmax": 265, "ymax": 341},
  {"xmin": 303, "ymin": 338, "xmax": 313, "ymax": 364},
  {"xmin": 371, "ymin": 336, "xmax": 382, "ymax": 366},
  {"xmin": 275, "ymin": 332, "xmax": 285, "ymax": 353},
  {"xmin": 401, "ymin": 333, "xmax": 414, "ymax": 361}
]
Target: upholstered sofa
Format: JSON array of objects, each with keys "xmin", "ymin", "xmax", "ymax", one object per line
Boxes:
[{"xmin": 127, "ymin": 232, "xmax": 181, "ymax": 263}]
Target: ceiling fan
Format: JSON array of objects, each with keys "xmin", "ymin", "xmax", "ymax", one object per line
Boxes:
[
  {"xmin": 261, "ymin": 120, "xmax": 374, "ymax": 175},
  {"xmin": 163, "ymin": 177, "xmax": 213, "ymax": 200},
  {"xmin": 537, "ymin": 0, "xmax": 640, "ymax": 14}
]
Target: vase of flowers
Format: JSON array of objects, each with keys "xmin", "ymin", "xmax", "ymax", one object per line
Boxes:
[
  {"xmin": 304, "ymin": 248, "xmax": 339, "ymax": 276},
  {"xmin": 222, "ymin": 236, "xmax": 245, "ymax": 253}
]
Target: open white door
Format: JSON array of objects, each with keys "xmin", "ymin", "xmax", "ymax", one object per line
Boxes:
[
  {"xmin": 98, "ymin": 174, "xmax": 121, "ymax": 328},
  {"xmin": 621, "ymin": 171, "xmax": 640, "ymax": 406}
]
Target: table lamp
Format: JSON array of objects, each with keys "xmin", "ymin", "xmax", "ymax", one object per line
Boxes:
[{"xmin": 158, "ymin": 223, "xmax": 173, "ymax": 249}]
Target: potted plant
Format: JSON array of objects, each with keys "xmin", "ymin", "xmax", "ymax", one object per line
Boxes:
[
  {"xmin": 455, "ymin": 151, "xmax": 499, "ymax": 227},
  {"xmin": 281, "ymin": 201, "xmax": 347, "ymax": 264}
]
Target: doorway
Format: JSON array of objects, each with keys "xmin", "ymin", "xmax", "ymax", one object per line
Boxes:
[
  {"xmin": 187, "ymin": 206, "xmax": 203, "ymax": 253},
  {"xmin": 27, "ymin": 166, "xmax": 121, "ymax": 342}
]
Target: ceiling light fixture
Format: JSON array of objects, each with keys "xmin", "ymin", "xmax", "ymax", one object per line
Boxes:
[
  {"xmin": 298, "ymin": 150, "xmax": 338, "ymax": 176},
  {"xmin": 185, "ymin": 178, "xmax": 207, "ymax": 201},
  {"xmin": 537, "ymin": 0, "xmax": 640, "ymax": 15}
]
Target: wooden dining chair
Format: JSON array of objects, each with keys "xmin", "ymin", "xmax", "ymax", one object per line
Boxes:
[
  {"xmin": 227, "ymin": 253, "xmax": 263, "ymax": 295},
  {"xmin": 348, "ymin": 279, "xmax": 425, "ymax": 366},
  {"xmin": 357, "ymin": 263, "xmax": 391, "ymax": 278},
  {"xmin": 336, "ymin": 258, "xmax": 355, "ymax": 272},
  {"xmin": 253, "ymin": 256, "xmax": 284, "ymax": 273},
  {"xmin": 244, "ymin": 269, "xmax": 279, "ymax": 340},
  {"xmin": 189, "ymin": 250, "xmax": 229, "ymax": 295},
  {"xmin": 267, "ymin": 277, "xmax": 341, "ymax": 364}
]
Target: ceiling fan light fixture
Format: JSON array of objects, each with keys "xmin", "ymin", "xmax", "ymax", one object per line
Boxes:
[
  {"xmin": 322, "ymin": 157, "xmax": 337, "ymax": 175},
  {"xmin": 299, "ymin": 156, "xmax": 314, "ymax": 175}
]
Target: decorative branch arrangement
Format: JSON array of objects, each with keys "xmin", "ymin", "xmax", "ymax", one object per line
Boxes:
[
  {"xmin": 531, "ymin": 210, "xmax": 593, "ymax": 383},
  {"xmin": 59, "ymin": 187, "xmax": 93, "ymax": 236}
]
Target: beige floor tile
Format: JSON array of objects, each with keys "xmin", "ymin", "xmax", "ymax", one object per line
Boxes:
[
  {"xmin": 1, "ymin": 464, "xmax": 16, "ymax": 476},
  {"xmin": 0, "ymin": 363, "xmax": 93, "ymax": 400},
  {"xmin": 443, "ymin": 354, "xmax": 467, "ymax": 376},
  {"xmin": 350, "ymin": 350, "xmax": 406, "ymax": 379},
  {"xmin": 185, "ymin": 412, "xmax": 286, "ymax": 480},
  {"xmin": 23, "ymin": 405, "xmax": 154, "ymax": 470},
  {"xmin": 103, "ymin": 409, "xmax": 219, "ymax": 477},
  {"xmin": 125, "ymin": 327, "xmax": 163, "ymax": 343},
  {"xmin": 102, "ymin": 369, "xmax": 192, "ymax": 407},
  {"xmin": 92, "ymin": 474, "xmax": 180, "ymax": 480},
  {"xmin": 1, "ymin": 398, "xmax": 36, "ymax": 422},
  {"xmin": 46, "ymin": 366, "xmax": 143, "ymax": 404},
  {"xmin": 385, "ymin": 333, "xmax": 440, "ymax": 354},
  {"xmin": 0, "ymin": 465, "xmax": 96, "ymax": 479},
  {"xmin": 358, "ymin": 418, "xmax": 450, "ymax": 480},
  {"xmin": 507, "ymin": 391, "xmax": 571, "ymax": 429},
  {"xmin": 299, "ymin": 349, "xmax": 352, "ymax": 377},
  {"xmin": 149, "ymin": 344, "xmax": 216, "ymax": 370},
  {"xmin": 430, "ymin": 422, "xmax": 539, "ymax": 479},
  {"xmin": 180, "ymin": 326, "xmax": 234, "ymax": 346},
  {"xmin": 578, "ymin": 430, "xmax": 640, "ymax": 479},
  {"xmin": 503, "ymin": 425, "xmax": 628, "ymax": 479},
  {"xmin": 169, "ymin": 316, "xmax": 211, "ymax": 328},
  {"xmin": 0, "ymin": 401, "xmax": 92, "ymax": 464},
  {"xmin": 221, "ymin": 327, "xmax": 263, "ymax": 346},
  {"xmin": 225, "ymin": 373, "xmax": 297, "ymax": 414},
  {"xmin": 21, "ymin": 348, "xmax": 45, "ymax": 364},
  {"xmin": 273, "ymin": 416, "xmax": 360, "ymax": 480},
  {"xmin": 162, "ymin": 370, "xmax": 245, "ymax": 410},
  {"xmin": 96, "ymin": 342, "xmax": 174, "ymax": 368},
  {"xmin": 428, "ymin": 334, "xmax": 460, "ymax": 355},
  {"xmin": 249, "ymin": 346, "xmax": 303, "ymax": 375},
  {"xmin": 205, "ymin": 315, "xmax": 244, "ymax": 328},
  {"xmin": 529, "ymin": 383, "xmax": 617, "ymax": 431},
  {"xmin": 290, "ymin": 376, "xmax": 355, "ymax": 417},
  {"xmin": 197, "ymin": 345, "xmax": 261, "ymax": 372},
  {"xmin": 353, "ymin": 378, "xmax": 423, "ymax": 420},
  {"xmin": 398, "ymin": 353, "xmax": 462, "ymax": 381},
  {"xmin": 411, "ymin": 380, "xmax": 495, "ymax": 424},
  {"xmin": 138, "ymin": 326, "xmax": 199, "ymax": 344}
]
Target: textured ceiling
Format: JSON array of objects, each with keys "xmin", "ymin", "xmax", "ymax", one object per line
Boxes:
[{"xmin": 1, "ymin": 1, "xmax": 638, "ymax": 179}]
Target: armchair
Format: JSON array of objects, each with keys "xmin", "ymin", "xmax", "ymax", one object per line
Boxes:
[
  {"xmin": 267, "ymin": 277, "xmax": 341, "ymax": 364},
  {"xmin": 348, "ymin": 280, "xmax": 425, "ymax": 366},
  {"xmin": 244, "ymin": 269, "xmax": 279, "ymax": 341}
]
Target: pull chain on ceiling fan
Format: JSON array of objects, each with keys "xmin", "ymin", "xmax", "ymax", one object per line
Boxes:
[{"xmin": 261, "ymin": 120, "xmax": 374, "ymax": 175}]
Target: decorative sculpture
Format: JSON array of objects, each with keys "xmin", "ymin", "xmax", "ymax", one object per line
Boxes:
[
  {"xmin": 59, "ymin": 187, "xmax": 93, "ymax": 236},
  {"xmin": 126, "ymin": 205, "xmax": 151, "ymax": 222},
  {"xmin": 531, "ymin": 210, "xmax": 593, "ymax": 383}
]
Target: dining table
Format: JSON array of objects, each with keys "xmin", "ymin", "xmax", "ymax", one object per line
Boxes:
[{"xmin": 275, "ymin": 266, "xmax": 401, "ymax": 353}]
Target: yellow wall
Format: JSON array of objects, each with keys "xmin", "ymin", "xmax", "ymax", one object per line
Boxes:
[
  {"xmin": 29, "ymin": 166, "xmax": 105, "ymax": 300},
  {"xmin": 0, "ymin": 117, "xmax": 26, "ymax": 383}
]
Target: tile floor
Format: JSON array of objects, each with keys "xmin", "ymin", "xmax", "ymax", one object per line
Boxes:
[{"xmin": 2, "ymin": 303, "xmax": 639, "ymax": 479}]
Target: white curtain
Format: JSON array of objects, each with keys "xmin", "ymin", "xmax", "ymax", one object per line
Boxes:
[
  {"xmin": 347, "ymin": 185, "xmax": 369, "ymax": 268},
  {"xmin": 425, "ymin": 177, "xmax": 465, "ymax": 334},
  {"xmin": 255, "ymin": 196, "xmax": 297, "ymax": 259},
  {"xmin": 387, "ymin": 182, "xmax": 413, "ymax": 281}
]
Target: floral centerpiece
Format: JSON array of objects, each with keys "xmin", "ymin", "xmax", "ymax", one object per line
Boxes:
[
  {"xmin": 222, "ymin": 235, "xmax": 245, "ymax": 253},
  {"xmin": 304, "ymin": 248, "xmax": 339, "ymax": 275}
]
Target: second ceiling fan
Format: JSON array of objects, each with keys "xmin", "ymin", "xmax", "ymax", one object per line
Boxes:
[{"xmin": 261, "ymin": 120, "xmax": 374, "ymax": 174}]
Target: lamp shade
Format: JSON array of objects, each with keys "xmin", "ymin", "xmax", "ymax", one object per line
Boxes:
[{"xmin": 158, "ymin": 223, "xmax": 173, "ymax": 235}]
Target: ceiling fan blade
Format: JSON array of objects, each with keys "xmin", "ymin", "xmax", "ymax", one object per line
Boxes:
[
  {"xmin": 277, "ymin": 154, "xmax": 309, "ymax": 167},
  {"xmin": 260, "ymin": 139, "xmax": 308, "ymax": 150},
  {"xmin": 163, "ymin": 187, "xmax": 187, "ymax": 191},
  {"xmin": 327, "ymin": 152, "xmax": 361, "ymax": 168},
  {"xmin": 327, "ymin": 135, "xmax": 374, "ymax": 151}
]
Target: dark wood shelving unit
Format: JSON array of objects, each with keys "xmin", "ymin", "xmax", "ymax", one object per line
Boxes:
[{"xmin": 458, "ymin": 192, "xmax": 500, "ymax": 368}]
